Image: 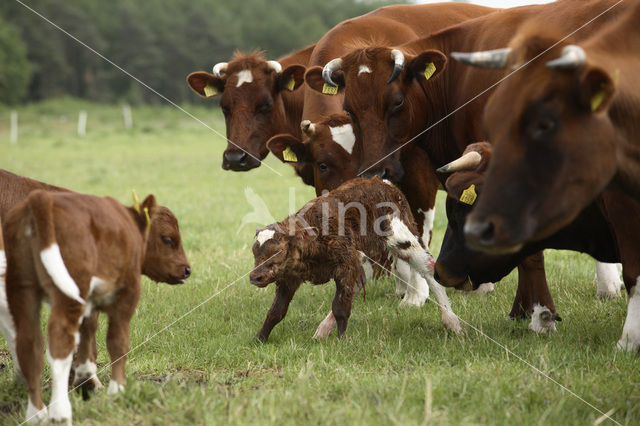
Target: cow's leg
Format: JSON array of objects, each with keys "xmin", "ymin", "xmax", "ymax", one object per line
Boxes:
[
  {"xmin": 595, "ymin": 261, "xmax": 623, "ymax": 299},
  {"xmin": 396, "ymin": 258, "xmax": 429, "ymax": 306},
  {"xmin": 46, "ymin": 298, "xmax": 84, "ymax": 424},
  {"xmin": 385, "ymin": 217, "xmax": 462, "ymax": 333},
  {"xmin": 73, "ymin": 308, "xmax": 103, "ymax": 399},
  {"xmin": 392, "ymin": 256, "xmax": 408, "ymax": 297},
  {"xmin": 256, "ymin": 280, "xmax": 301, "ymax": 342},
  {"xmin": 618, "ymin": 278, "xmax": 640, "ymax": 352},
  {"xmin": 332, "ymin": 277, "xmax": 357, "ymax": 339},
  {"xmin": 0, "ymin": 261, "xmax": 22, "ymax": 382}
]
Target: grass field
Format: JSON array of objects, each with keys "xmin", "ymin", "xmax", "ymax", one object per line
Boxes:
[{"xmin": 0, "ymin": 99, "xmax": 638, "ymax": 425}]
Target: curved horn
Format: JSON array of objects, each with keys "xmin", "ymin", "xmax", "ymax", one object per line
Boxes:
[
  {"xmin": 212, "ymin": 62, "xmax": 228, "ymax": 77},
  {"xmin": 546, "ymin": 45, "xmax": 586, "ymax": 69},
  {"xmin": 300, "ymin": 120, "xmax": 316, "ymax": 135},
  {"xmin": 267, "ymin": 60, "xmax": 282, "ymax": 73},
  {"xmin": 322, "ymin": 58, "xmax": 343, "ymax": 87},
  {"xmin": 451, "ymin": 48, "xmax": 511, "ymax": 69},
  {"xmin": 387, "ymin": 49, "xmax": 405, "ymax": 84},
  {"xmin": 436, "ymin": 151, "xmax": 482, "ymax": 173}
]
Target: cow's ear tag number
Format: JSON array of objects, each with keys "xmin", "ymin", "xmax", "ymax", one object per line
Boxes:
[
  {"xmin": 460, "ymin": 184, "xmax": 477, "ymax": 205},
  {"xmin": 322, "ymin": 83, "xmax": 338, "ymax": 95},
  {"xmin": 283, "ymin": 146, "xmax": 298, "ymax": 162},
  {"xmin": 424, "ymin": 62, "xmax": 436, "ymax": 80},
  {"xmin": 204, "ymin": 84, "xmax": 218, "ymax": 97}
]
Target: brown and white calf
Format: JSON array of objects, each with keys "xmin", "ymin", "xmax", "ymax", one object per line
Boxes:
[
  {"xmin": 250, "ymin": 177, "xmax": 461, "ymax": 342},
  {"xmin": 5, "ymin": 190, "xmax": 190, "ymax": 424}
]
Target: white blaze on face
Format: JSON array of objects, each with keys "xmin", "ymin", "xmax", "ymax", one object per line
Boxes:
[
  {"xmin": 235, "ymin": 70, "xmax": 254, "ymax": 87},
  {"xmin": 330, "ymin": 124, "xmax": 356, "ymax": 155},
  {"xmin": 358, "ymin": 65, "xmax": 372, "ymax": 75},
  {"xmin": 256, "ymin": 229, "xmax": 275, "ymax": 246}
]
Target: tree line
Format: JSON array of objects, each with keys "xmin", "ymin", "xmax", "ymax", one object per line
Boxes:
[{"xmin": 1, "ymin": 0, "xmax": 399, "ymax": 105}]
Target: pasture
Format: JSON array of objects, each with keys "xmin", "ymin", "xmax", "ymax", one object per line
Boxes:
[{"xmin": 0, "ymin": 99, "xmax": 638, "ymax": 425}]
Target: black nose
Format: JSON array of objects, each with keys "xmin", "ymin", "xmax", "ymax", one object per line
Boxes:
[
  {"xmin": 223, "ymin": 150, "xmax": 249, "ymax": 166},
  {"xmin": 464, "ymin": 220, "xmax": 495, "ymax": 247},
  {"xmin": 184, "ymin": 266, "xmax": 191, "ymax": 278},
  {"xmin": 250, "ymin": 273, "xmax": 263, "ymax": 284}
]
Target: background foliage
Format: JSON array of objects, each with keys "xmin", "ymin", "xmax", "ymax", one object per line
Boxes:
[{"xmin": 0, "ymin": 0, "xmax": 398, "ymax": 105}]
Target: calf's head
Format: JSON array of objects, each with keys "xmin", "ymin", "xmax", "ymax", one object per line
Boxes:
[
  {"xmin": 136, "ymin": 195, "xmax": 191, "ymax": 284},
  {"xmin": 453, "ymin": 39, "xmax": 618, "ymax": 253},
  {"xmin": 187, "ymin": 51, "xmax": 305, "ymax": 171},
  {"xmin": 267, "ymin": 114, "xmax": 359, "ymax": 195},
  {"xmin": 305, "ymin": 47, "xmax": 446, "ymax": 184}
]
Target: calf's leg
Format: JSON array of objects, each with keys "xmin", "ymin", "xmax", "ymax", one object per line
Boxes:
[
  {"xmin": 257, "ymin": 280, "xmax": 301, "ymax": 342},
  {"xmin": 74, "ymin": 308, "xmax": 103, "ymax": 399}
]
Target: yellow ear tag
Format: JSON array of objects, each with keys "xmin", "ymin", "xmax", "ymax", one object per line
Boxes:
[
  {"xmin": 143, "ymin": 207, "xmax": 151, "ymax": 230},
  {"xmin": 424, "ymin": 62, "xmax": 437, "ymax": 80},
  {"xmin": 460, "ymin": 184, "xmax": 477, "ymax": 205},
  {"xmin": 203, "ymin": 84, "xmax": 218, "ymax": 97},
  {"xmin": 282, "ymin": 146, "xmax": 298, "ymax": 162},
  {"xmin": 322, "ymin": 83, "xmax": 338, "ymax": 95},
  {"xmin": 132, "ymin": 189, "xmax": 141, "ymax": 214},
  {"xmin": 590, "ymin": 87, "xmax": 606, "ymax": 112},
  {"xmin": 286, "ymin": 76, "xmax": 296, "ymax": 91}
]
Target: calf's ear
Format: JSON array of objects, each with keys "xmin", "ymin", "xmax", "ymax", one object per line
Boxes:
[
  {"xmin": 579, "ymin": 67, "xmax": 616, "ymax": 113},
  {"xmin": 407, "ymin": 50, "xmax": 447, "ymax": 84},
  {"xmin": 186, "ymin": 72, "xmax": 226, "ymax": 98},
  {"xmin": 277, "ymin": 65, "xmax": 306, "ymax": 92},
  {"xmin": 267, "ymin": 134, "xmax": 309, "ymax": 164},
  {"xmin": 304, "ymin": 66, "xmax": 344, "ymax": 96}
]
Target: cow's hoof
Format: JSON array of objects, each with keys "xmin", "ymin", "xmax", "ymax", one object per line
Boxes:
[
  {"xmin": 616, "ymin": 335, "xmax": 640, "ymax": 353},
  {"xmin": 25, "ymin": 400, "xmax": 47, "ymax": 424},
  {"xmin": 528, "ymin": 304, "xmax": 557, "ymax": 334},
  {"xmin": 472, "ymin": 282, "xmax": 495, "ymax": 295},
  {"xmin": 399, "ymin": 292, "xmax": 428, "ymax": 307},
  {"xmin": 48, "ymin": 398, "xmax": 72, "ymax": 425},
  {"xmin": 442, "ymin": 312, "xmax": 463, "ymax": 334},
  {"xmin": 106, "ymin": 380, "xmax": 125, "ymax": 395}
]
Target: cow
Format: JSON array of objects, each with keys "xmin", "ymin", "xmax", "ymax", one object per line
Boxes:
[
  {"xmin": 187, "ymin": 45, "xmax": 314, "ymax": 179},
  {"xmin": 306, "ymin": 0, "xmax": 629, "ymax": 328},
  {"xmin": 250, "ymin": 177, "xmax": 461, "ymax": 342},
  {"xmin": 5, "ymin": 190, "xmax": 190, "ymax": 424},
  {"xmin": 453, "ymin": 2, "xmax": 640, "ymax": 351},
  {"xmin": 435, "ymin": 143, "xmax": 623, "ymax": 333}
]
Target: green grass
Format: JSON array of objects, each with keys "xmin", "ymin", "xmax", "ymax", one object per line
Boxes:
[{"xmin": 0, "ymin": 98, "xmax": 638, "ymax": 425}]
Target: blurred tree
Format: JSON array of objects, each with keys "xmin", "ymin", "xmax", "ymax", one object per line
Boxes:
[{"xmin": 0, "ymin": 15, "xmax": 30, "ymax": 105}]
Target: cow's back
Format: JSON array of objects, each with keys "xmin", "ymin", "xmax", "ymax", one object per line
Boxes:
[{"xmin": 0, "ymin": 170, "xmax": 69, "ymax": 224}]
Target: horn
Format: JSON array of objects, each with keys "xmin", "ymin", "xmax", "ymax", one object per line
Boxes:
[
  {"xmin": 322, "ymin": 58, "xmax": 343, "ymax": 87},
  {"xmin": 212, "ymin": 62, "xmax": 228, "ymax": 77},
  {"xmin": 300, "ymin": 120, "xmax": 315, "ymax": 135},
  {"xmin": 387, "ymin": 49, "xmax": 405, "ymax": 83},
  {"xmin": 451, "ymin": 48, "xmax": 511, "ymax": 69},
  {"xmin": 436, "ymin": 151, "xmax": 482, "ymax": 173},
  {"xmin": 546, "ymin": 45, "xmax": 586, "ymax": 69},
  {"xmin": 267, "ymin": 60, "xmax": 282, "ymax": 73}
]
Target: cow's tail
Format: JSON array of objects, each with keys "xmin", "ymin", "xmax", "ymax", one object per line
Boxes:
[{"xmin": 28, "ymin": 191, "xmax": 85, "ymax": 304}]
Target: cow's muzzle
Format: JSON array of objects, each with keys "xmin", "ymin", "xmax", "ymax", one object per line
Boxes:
[{"xmin": 222, "ymin": 149, "xmax": 260, "ymax": 171}]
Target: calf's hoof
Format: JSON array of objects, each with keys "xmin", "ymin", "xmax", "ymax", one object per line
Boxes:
[
  {"xmin": 399, "ymin": 291, "xmax": 428, "ymax": 307},
  {"xmin": 313, "ymin": 312, "xmax": 336, "ymax": 339},
  {"xmin": 442, "ymin": 311, "xmax": 463, "ymax": 335},
  {"xmin": 106, "ymin": 380, "xmax": 125, "ymax": 395},
  {"xmin": 528, "ymin": 305, "xmax": 557, "ymax": 334},
  {"xmin": 255, "ymin": 333, "xmax": 269, "ymax": 343},
  {"xmin": 472, "ymin": 282, "xmax": 495, "ymax": 295},
  {"xmin": 616, "ymin": 333, "xmax": 640, "ymax": 353},
  {"xmin": 48, "ymin": 399, "xmax": 72, "ymax": 425},
  {"xmin": 25, "ymin": 400, "xmax": 48, "ymax": 424}
]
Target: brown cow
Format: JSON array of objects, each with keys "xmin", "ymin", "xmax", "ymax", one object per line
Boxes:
[
  {"xmin": 250, "ymin": 177, "xmax": 461, "ymax": 342},
  {"xmin": 456, "ymin": 2, "xmax": 640, "ymax": 351},
  {"xmin": 5, "ymin": 190, "xmax": 190, "ymax": 424},
  {"xmin": 187, "ymin": 45, "xmax": 314, "ymax": 179}
]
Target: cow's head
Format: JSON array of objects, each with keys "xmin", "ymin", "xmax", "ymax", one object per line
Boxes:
[
  {"xmin": 136, "ymin": 195, "xmax": 191, "ymax": 285},
  {"xmin": 452, "ymin": 39, "xmax": 618, "ymax": 254},
  {"xmin": 187, "ymin": 51, "xmax": 305, "ymax": 171},
  {"xmin": 267, "ymin": 114, "xmax": 359, "ymax": 195},
  {"xmin": 250, "ymin": 221, "xmax": 317, "ymax": 287},
  {"xmin": 305, "ymin": 47, "xmax": 447, "ymax": 184}
]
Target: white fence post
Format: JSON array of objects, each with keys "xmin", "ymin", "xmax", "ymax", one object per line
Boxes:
[
  {"xmin": 10, "ymin": 111, "xmax": 18, "ymax": 144},
  {"xmin": 123, "ymin": 104, "xmax": 133, "ymax": 129},
  {"xmin": 77, "ymin": 110, "xmax": 87, "ymax": 137}
]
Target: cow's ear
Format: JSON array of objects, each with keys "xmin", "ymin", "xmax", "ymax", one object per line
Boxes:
[
  {"xmin": 305, "ymin": 66, "xmax": 344, "ymax": 96},
  {"xmin": 267, "ymin": 134, "xmax": 309, "ymax": 164},
  {"xmin": 141, "ymin": 194, "xmax": 158, "ymax": 215},
  {"xmin": 406, "ymin": 50, "xmax": 447, "ymax": 84},
  {"xmin": 579, "ymin": 67, "xmax": 616, "ymax": 113},
  {"xmin": 444, "ymin": 174, "xmax": 482, "ymax": 206},
  {"xmin": 187, "ymin": 72, "xmax": 225, "ymax": 98},
  {"xmin": 277, "ymin": 65, "xmax": 306, "ymax": 92}
]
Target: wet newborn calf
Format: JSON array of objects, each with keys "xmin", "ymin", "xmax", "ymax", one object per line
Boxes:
[{"xmin": 250, "ymin": 177, "xmax": 461, "ymax": 341}]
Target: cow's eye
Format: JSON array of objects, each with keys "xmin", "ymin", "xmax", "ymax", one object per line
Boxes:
[
  {"xmin": 391, "ymin": 97, "xmax": 405, "ymax": 112},
  {"xmin": 257, "ymin": 103, "xmax": 272, "ymax": 113},
  {"xmin": 317, "ymin": 162, "xmax": 328, "ymax": 172},
  {"xmin": 531, "ymin": 116, "xmax": 556, "ymax": 140},
  {"xmin": 161, "ymin": 236, "xmax": 174, "ymax": 246}
]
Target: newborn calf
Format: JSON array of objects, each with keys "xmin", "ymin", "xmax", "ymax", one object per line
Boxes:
[{"xmin": 250, "ymin": 177, "xmax": 461, "ymax": 341}]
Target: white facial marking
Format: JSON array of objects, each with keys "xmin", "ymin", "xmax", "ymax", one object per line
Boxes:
[
  {"xmin": 107, "ymin": 379, "xmax": 125, "ymax": 395},
  {"xmin": 235, "ymin": 70, "xmax": 254, "ymax": 87},
  {"xmin": 26, "ymin": 398, "xmax": 48, "ymax": 424},
  {"xmin": 617, "ymin": 279, "xmax": 640, "ymax": 352},
  {"xmin": 595, "ymin": 262, "xmax": 623, "ymax": 299},
  {"xmin": 256, "ymin": 229, "xmax": 275, "ymax": 246},
  {"xmin": 46, "ymin": 351, "xmax": 73, "ymax": 423},
  {"xmin": 330, "ymin": 124, "xmax": 356, "ymax": 155},
  {"xmin": 358, "ymin": 65, "xmax": 372, "ymax": 75},
  {"xmin": 529, "ymin": 304, "xmax": 557, "ymax": 334},
  {"xmin": 40, "ymin": 244, "xmax": 85, "ymax": 304},
  {"xmin": 417, "ymin": 208, "xmax": 435, "ymax": 247}
]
